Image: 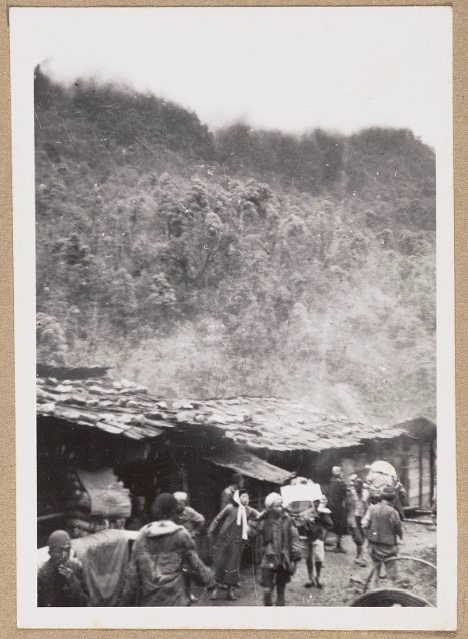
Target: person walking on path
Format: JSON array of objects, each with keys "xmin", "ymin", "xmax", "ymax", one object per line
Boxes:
[
  {"xmin": 208, "ymin": 489, "xmax": 259, "ymax": 602},
  {"xmin": 303, "ymin": 496, "xmax": 333, "ymax": 589},
  {"xmin": 327, "ymin": 466, "xmax": 349, "ymax": 552},
  {"xmin": 119, "ymin": 493, "xmax": 213, "ymax": 606},
  {"xmin": 37, "ymin": 530, "xmax": 89, "ymax": 607},
  {"xmin": 348, "ymin": 478, "xmax": 369, "ymax": 567},
  {"xmin": 172, "ymin": 491, "xmax": 206, "ymax": 603},
  {"xmin": 361, "ymin": 485, "xmax": 403, "ymax": 590},
  {"xmin": 220, "ymin": 473, "xmax": 245, "ymax": 511},
  {"xmin": 256, "ymin": 492, "xmax": 303, "ymax": 606}
]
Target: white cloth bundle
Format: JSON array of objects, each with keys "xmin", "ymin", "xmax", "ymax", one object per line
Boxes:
[{"xmin": 233, "ymin": 490, "xmax": 249, "ymax": 540}]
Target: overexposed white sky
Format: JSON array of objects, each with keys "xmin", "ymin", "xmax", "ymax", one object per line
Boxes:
[{"xmin": 13, "ymin": 6, "xmax": 452, "ymax": 149}]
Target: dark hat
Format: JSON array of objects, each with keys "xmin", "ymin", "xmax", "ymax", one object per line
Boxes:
[
  {"xmin": 151, "ymin": 493, "xmax": 178, "ymax": 520},
  {"xmin": 381, "ymin": 485, "xmax": 396, "ymax": 500}
]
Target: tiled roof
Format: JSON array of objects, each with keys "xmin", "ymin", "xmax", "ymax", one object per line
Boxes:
[
  {"xmin": 37, "ymin": 373, "xmax": 411, "ymax": 452},
  {"xmin": 37, "ymin": 375, "xmax": 168, "ymax": 441},
  {"xmin": 204, "ymin": 449, "xmax": 296, "ymax": 484}
]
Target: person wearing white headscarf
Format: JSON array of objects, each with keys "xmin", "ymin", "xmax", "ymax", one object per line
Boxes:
[
  {"xmin": 256, "ymin": 493, "xmax": 302, "ymax": 606},
  {"xmin": 207, "ymin": 489, "xmax": 259, "ymax": 601}
]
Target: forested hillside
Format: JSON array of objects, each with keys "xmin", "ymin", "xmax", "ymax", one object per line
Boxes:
[{"xmin": 35, "ymin": 67, "xmax": 436, "ymax": 424}]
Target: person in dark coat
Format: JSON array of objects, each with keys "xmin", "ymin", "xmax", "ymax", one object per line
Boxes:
[
  {"xmin": 37, "ymin": 530, "xmax": 89, "ymax": 607},
  {"xmin": 361, "ymin": 485, "xmax": 403, "ymax": 590},
  {"xmin": 208, "ymin": 489, "xmax": 259, "ymax": 601},
  {"xmin": 393, "ymin": 478, "xmax": 408, "ymax": 520},
  {"xmin": 327, "ymin": 466, "xmax": 349, "ymax": 552},
  {"xmin": 172, "ymin": 491, "xmax": 206, "ymax": 604},
  {"xmin": 256, "ymin": 492, "xmax": 303, "ymax": 606},
  {"xmin": 119, "ymin": 493, "xmax": 213, "ymax": 607}
]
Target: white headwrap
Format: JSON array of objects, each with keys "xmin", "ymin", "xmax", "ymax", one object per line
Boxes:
[
  {"xmin": 173, "ymin": 492, "xmax": 187, "ymax": 501},
  {"xmin": 264, "ymin": 492, "xmax": 282, "ymax": 509},
  {"xmin": 233, "ymin": 490, "xmax": 249, "ymax": 540}
]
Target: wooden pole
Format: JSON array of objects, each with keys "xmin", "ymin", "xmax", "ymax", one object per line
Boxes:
[
  {"xmin": 37, "ymin": 512, "xmax": 65, "ymax": 523},
  {"xmin": 418, "ymin": 440, "xmax": 423, "ymax": 508},
  {"xmin": 180, "ymin": 458, "xmax": 190, "ymax": 502},
  {"xmin": 429, "ymin": 441, "xmax": 435, "ymax": 507}
]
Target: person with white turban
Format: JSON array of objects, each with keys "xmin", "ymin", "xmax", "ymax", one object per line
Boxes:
[
  {"xmin": 207, "ymin": 489, "xmax": 259, "ymax": 601},
  {"xmin": 172, "ymin": 492, "xmax": 205, "ymax": 539},
  {"xmin": 256, "ymin": 492, "xmax": 302, "ymax": 606}
]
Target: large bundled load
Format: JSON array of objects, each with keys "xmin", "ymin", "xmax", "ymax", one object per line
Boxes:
[
  {"xmin": 365, "ymin": 461, "xmax": 408, "ymax": 519},
  {"xmin": 365, "ymin": 461, "xmax": 398, "ymax": 500},
  {"xmin": 63, "ymin": 468, "xmax": 132, "ymax": 537},
  {"xmin": 281, "ymin": 481, "xmax": 330, "ymax": 536}
]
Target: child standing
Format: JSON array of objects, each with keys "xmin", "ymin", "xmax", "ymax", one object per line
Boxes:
[
  {"xmin": 348, "ymin": 478, "xmax": 369, "ymax": 567},
  {"xmin": 303, "ymin": 496, "xmax": 333, "ymax": 589}
]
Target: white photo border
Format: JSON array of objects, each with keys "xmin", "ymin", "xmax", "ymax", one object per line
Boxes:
[{"xmin": 10, "ymin": 6, "xmax": 456, "ymax": 630}]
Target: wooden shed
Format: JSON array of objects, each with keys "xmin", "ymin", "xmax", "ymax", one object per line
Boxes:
[{"xmin": 36, "ymin": 365, "xmax": 436, "ymax": 546}]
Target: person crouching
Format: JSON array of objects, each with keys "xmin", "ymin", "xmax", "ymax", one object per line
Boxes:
[
  {"xmin": 37, "ymin": 530, "xmax": 89, "ymax": 607},
  {"xmin": 256, "ymin": 493, "xmax": 302, "ymax": 606}
]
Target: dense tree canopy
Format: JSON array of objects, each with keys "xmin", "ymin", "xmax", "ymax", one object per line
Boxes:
[{"xmin": 35, "ymin": 67, "xmax": 436, "ymax": 424}]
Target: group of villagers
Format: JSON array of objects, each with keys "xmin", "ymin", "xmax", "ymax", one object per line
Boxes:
[
  {"xmin": 207, "ymin": 465, "xmax": 406, "ymax": 603},
  {"xmin": 208, "ymin": 484, "xmax": 303, "ymax": 606},
  {"xmin": 38, "ymin": 464, "xmax": 406, "ymax": 607}
]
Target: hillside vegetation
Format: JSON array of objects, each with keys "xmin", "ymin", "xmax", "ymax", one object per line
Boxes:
[{"xmin": 35, "ymin": 68, "xmax": 436, "ymax": 424}]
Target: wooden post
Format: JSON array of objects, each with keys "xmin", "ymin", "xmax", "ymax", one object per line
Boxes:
[
  {"xmin": 429, "ymin": 441, "xmax": 435, "ymax": 507},
  {"xmin": 179, "ymin": 458, "xmax": 190, "ymax": 502},
  {"xmin": 418, "ymin": 440, "xmax": 423, "ymax": 508},
  {"xmin": 257, "ymin": 482, "xmax": 263, "ymax": 512}
]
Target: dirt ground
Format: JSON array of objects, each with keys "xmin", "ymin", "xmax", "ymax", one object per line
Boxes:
[{"xmin": 193, "ymin": 520, "xmax": 437, "ymax": 607}]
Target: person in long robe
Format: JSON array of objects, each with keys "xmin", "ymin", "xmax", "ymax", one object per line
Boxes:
[
  {"xmin": 327, "ymin": 466, "xmax": 349, "ymax": 552},
  {"xmin": 207, "ymin": 489, "xmax": 259, "ymax": 601}
]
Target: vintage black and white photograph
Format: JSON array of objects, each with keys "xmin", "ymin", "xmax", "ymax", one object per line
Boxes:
[{"xmin": 10, "ymin": 6, "xmax": 455, "ymax": 630}]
